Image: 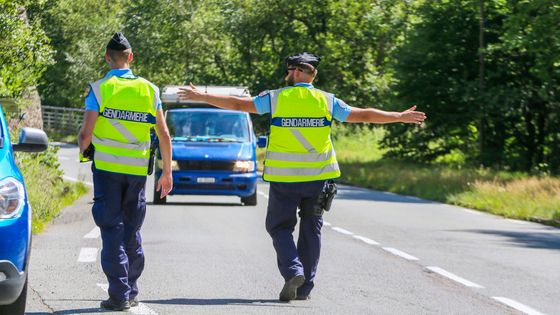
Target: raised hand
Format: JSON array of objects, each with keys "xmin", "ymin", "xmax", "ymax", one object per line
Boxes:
[
  {"xmin": 400, "ymin": 105, "xmax": 427, "ymax": 125},
  {"xmin": 177, "ymin": 82, "xmax": 204, "ymax": 101}
]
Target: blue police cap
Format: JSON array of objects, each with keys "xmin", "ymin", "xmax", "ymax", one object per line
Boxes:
[
  {"xmin": 285, "ymin": 52, "xmax": 321, "ymax": 69},
  {"xmin": 106, "ymin": 32, "xmax": 131, "ymax": 51}
]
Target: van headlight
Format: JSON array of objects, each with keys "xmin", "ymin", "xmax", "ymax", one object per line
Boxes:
[
  {"xmin": 233, "ymin": 160, "xmax": 255, "ymax": 172},
  {"xmin": 0, "ymin": 177, "xmax": 25, "ymax": 219}
]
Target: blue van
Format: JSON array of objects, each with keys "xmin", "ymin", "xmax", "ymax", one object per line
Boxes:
[
  {"xmin": 0, "ymin": 105, "xmax": 49, "ymax": 315},
  {"xmin": 153, "ymin": 86, "xmax": 259, "ymax": 205}
]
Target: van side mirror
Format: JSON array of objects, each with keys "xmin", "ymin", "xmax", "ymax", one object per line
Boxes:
[
  {"xmin": 12, "ymin": 127, "xmax": 49, "ymax": 152},
  {"xmin": 257, "ymin": 136, "xmax": 267, "ymax": 148}
]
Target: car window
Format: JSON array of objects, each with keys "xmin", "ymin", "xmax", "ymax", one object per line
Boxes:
[{"xmin": 166, "ymin": 111, "xmax": 250, "ymax": 142}]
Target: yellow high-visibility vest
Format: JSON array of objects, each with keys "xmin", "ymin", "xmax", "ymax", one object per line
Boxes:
[
  {"xmin": 263, "ymin": 86, "xmax": 340, "ymax": 182},
  {"xmin": 89, "ymin": 76, "xmax": 157, "ymax": 176}
]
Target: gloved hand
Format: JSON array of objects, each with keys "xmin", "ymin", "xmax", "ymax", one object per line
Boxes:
[{"xmin": 80, "ymin": 144, "xmax": 94, "ymax": 163}]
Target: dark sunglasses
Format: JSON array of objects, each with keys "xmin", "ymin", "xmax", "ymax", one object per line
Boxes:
[{"xmin": 285, "ymin": 67, "xmax": 305, "ymax": 75}]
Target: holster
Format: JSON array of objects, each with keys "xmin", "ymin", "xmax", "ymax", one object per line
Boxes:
[
  {"xmin": 147, "ymin": 129, "xmax": 158, "ymax": 175},
  {"xmin": 298, "ymin": 180, "xmax": 338, "ymax": 217},
  {"xmin": 79, "ymin": 144, "xmax": 95, "ymax": 163}
]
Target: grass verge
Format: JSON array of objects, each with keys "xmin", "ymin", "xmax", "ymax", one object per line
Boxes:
[
  {"xmin": 15, "ymin": 145, "xmax": 88, "ymax": 234},
  {"xmin": 339, "ymin": 160, "xmax": 560, "ymax": 225},
  {"xmin": 258, "ymin": 124, "xmax": 560, "ymax": 226}
]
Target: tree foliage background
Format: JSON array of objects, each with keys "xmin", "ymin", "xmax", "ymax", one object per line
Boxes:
[{"xmin": 1, "ymin": 0, "xmax": 559, "ymax": 173}]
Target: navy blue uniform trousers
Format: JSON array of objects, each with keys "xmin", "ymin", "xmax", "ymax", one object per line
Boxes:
[
  {"xmin": 92, "ymin": 166, "xmax": 147, "ymax": 302},
  {"xmin": 265, "ymin": 180, "xmax": 325, "ymax": 296}
]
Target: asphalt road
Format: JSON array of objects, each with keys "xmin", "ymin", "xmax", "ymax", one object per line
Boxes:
[{"xmin": 24, "ymin": 144, "xmax": 560, "ymax": 315}]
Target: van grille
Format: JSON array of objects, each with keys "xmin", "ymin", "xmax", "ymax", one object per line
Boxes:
[
  {"xmin": 178, "ymin": 160, "xmax": 235, "ymax": 171},
  {"xmin": 175, "ymin": 184, "xmax": 234, "ymax": 190}
]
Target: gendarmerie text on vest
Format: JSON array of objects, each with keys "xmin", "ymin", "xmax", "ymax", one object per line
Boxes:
[
  {"xmin": 102, "ymin": 107, "xmax": 150, "ymax": 123},
  {"xmin": 281, "ymin": 117, "xmax": 326, "ymax": 127}
]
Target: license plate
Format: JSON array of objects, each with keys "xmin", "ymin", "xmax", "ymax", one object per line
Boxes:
[{"xmin": 197, "ymin": 177, "xmax": 215, "ymax": 183}]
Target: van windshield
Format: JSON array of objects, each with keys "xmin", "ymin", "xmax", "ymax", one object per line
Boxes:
[{"xmin": 166, "ymin": 111, "xmax": 250, "ymax": 142}]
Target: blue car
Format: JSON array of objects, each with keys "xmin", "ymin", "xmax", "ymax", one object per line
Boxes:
[
  {"xmin": 153, "ymin": 107, "xmax": 260, "ymax": 205},
  {"xmin": 0, "ymin": 105, "xmax": 49, "ymax": 315}
]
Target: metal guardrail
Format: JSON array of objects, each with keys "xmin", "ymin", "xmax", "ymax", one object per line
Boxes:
[{"xmin": 42, "ymin": 105, "xmax": 84, "ymax": 136}]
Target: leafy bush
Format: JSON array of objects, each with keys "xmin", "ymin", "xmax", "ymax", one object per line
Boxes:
[{"xmin": 14, "ymin": 145, "xmax": 87, "ymax": 233}]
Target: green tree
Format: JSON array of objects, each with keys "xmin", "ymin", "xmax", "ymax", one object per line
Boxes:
[
  {"xmin": 385, "ymin": 0, "xmax": 560, "ymax": 173},
  {"xmin": 384, "ymin": 1, "xmax": 484, "ymax": 162},
  {"xmin": 0, "ymin": 0, "xmax": 53, "ymax": 97},
  {"xmin": 122, "ymin": 0, "xmax": 235, "ymax": 88},
  {"xmin": 488, "ymin": 0, "xmax": 560, "ymax": 172},
  {"xmin": 36, "ymin": 0, "xmax": 126, "ymax": 107}
]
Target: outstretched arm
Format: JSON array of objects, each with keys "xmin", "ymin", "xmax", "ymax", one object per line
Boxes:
[
  {"xmin": 345, "ymin": 105, "xmax": 426, "ymax": 124},
  {"xmin": 178, "ymin": 83, "xmax": 257, "ymax": 113}
]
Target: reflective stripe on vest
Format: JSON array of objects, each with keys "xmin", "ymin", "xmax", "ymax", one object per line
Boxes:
[
  {"xmin": 90, "ymin": 76, "xmax": 157, "ymax": 176},
  {"xmin": 263, "ymin": 86, "xmax": 341, "ymax": 182}
]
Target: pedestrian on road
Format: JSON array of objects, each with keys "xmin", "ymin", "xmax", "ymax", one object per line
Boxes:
[
  {"xmin": 78, "ymin": 32, "xmax": 173, "ymax": 311},
  {"xmin": 177, "ymin": 52, "xmax": 426, "ymax": 301}
]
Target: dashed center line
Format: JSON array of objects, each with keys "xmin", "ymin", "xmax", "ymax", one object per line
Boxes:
[
  {"xmin": 426, "ymin": 266, "xmax": 483, "ymax": 288},
  {"xmin": 77, "ymin": 247, "xmax": 98, "ymax": 263},
  {"xmin": 257, "ymin": 191, "xmax": 269, "ymax": 199},
  {"xmin": 352, "ymin": 235, "xmax": 379, "ymax": 245},
  {"xmin": 84, "ymin": 227, "xmax": 100, "ymax": 239},
  {"xmin": 382, "ymin": 247, "xmax": 419, "ymax": 261},
  {"xmin": 203, "ymin": 183, "xmax": 547, "ymax": 314},
  {"xmin": 492, "ymin": 297, "xmax": 546, "ymax": 315},
  {"xmin": 332, "ymin": 227, "xmax": 354, "ymax": 235}
]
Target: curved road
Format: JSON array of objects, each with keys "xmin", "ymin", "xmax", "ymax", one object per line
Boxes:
[{"xmin": 24, "ymin": 144, "xmax": 560, "ymax": 315}]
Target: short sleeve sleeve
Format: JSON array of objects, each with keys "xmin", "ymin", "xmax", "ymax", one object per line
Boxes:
[
  {"xmin": 84, "ymin": 85, "xmax": 100, "ymax": 112},
  {"xmin": 332, "ymin": 97, "xmax": 352, "ymax": 122},
  {"xmin": 252, "ymin": 90, "xmax": 272, "ymax": 115},
  {"xmin": 153, "ymin": 85, "xmax": 162, "ymax": 109}
]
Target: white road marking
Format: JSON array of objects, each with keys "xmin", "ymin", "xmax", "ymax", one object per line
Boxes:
[
  {"xmin": 97, "ymin": 283, "xmax": 158, "ymax": 314},
  {"xmin": 257, "ymin": 191, "xmax": 269, "ymax": 199},
  {"xmin": 462, "ymin": 208, "xmax": 482, "ymax": 215},
  {"xmin": 96, "ymin": 283, "xmax": 109, "ymax": 291},
  {"xmin": 426, "ymin": 266, "xmax": 484, "ymax": 288},
  {"xmin": 505, "ymin": 218, "xmax": 530, "ymax": 225},
  {"xmin": 492, "ymin": 297, "xmax": 546, "ymax": 315},
  {"xmin": 323, "ymin": 221, "xmax": 331, "ymax": 227},
  {"xmin": 63, "ymin": 175, "xmax": 93, "ymax": 187},
  {"xmin": 332, "ymin": 227, "xmax": 354, "ymax": 235},
  {"xmin": 77, "ymin": 248, "xmax": 98, "ymax": 263},
  {"xmin": 84, "ymin": 227, "xmax": 100, "ymax": 239},
  {"xmin": 58, "ymin": 156, "xmax": 70, "ymax": 161},
  {"xmin": 383, "ymin": 247, "xmax": 419, "ymax": 261},
  {"xmin": 352, "ymin": 235, "xmax": 380, "ymax": 245}
]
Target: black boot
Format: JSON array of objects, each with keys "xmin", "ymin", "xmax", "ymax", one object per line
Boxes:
[
  {"xmin": 279, "ymin": 274, "xmax": 305, "ymax": 301},
  {"xmin": 100, "ymin": 297, "xmax": 131, "ymax": 311},
  {"xmin": 130, "ymin": 297, "xmax": 139, "ymax": 307}
]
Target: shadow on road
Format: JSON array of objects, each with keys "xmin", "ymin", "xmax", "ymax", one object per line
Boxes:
[
  {"xmin": 336, "ymin": 185, "xmax": 437, "ymax": 204},
  {"xmin": 51, "ymin": 142, "xmax": 78, "ymax": 149},
  {"xmin": 147, "ymin": 201, "xmax": 243, "ymax": 207},
  {"xmin": 461, "ymin": 229, "xmax": 560, "ymax": 249},
  {"xmin": 142, "ymin": 297, "xmax": 303, "ymax": 308},
  {"xmin": 27, "ymin": 309, "xmax": 110, "ymax": 314}
]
